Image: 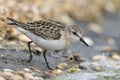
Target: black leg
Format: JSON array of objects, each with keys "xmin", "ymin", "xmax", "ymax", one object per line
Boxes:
[
  {"xmin": 27, "ymin": 41, "xmax": 33, "ymax": 62},
  {"xmin": 43, "ymin": 50, "xmax": 53, "ymax": 70}
]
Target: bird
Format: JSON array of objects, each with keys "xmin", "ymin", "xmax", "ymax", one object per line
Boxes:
[{"xmin": 7, "ymin": 17, "xmax": 89, "ymax": 69}]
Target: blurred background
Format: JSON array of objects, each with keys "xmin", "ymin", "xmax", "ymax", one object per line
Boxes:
[
  {"xmin": 0, "ymin": 0, "xmax": 120, "ymax": 80},
  {"xmin": 0, "ymin": 0, "xmax": 120, "ymax": 71}
]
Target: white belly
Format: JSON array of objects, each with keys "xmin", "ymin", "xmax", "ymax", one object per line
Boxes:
[
  {"xmin": 32, "ymin": 35, "xmax": 66, "ymax": 50},
  {"xmin": 17, "ymin": 27, "xmax": 66, "ymax": 50}
]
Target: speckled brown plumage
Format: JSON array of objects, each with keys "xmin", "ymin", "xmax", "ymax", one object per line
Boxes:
[
  {"xmin": 7, "ymin": 18, "xmax": 67, "ymax": 40},
  {"xmin": 26, "ymin": 20, "xmax": 66, "ymax": 40}
]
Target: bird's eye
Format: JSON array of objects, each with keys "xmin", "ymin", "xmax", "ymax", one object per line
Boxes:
[{"xmin": 72, "ymin": 31, "xmax": 77, "ymax": 35}]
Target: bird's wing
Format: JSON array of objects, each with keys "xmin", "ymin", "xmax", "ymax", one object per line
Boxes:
[
  {"xmin": 7, "ymin": 17, "xmax": 66, "ymax": 40},
  {"xmin": 26, "ymin": 20, "xmax": 66, "ymax": 40}
]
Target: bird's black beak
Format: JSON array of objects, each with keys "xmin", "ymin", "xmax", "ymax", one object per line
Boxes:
[{"xmin": 80, "ymin": 38, "xmax": 89, "ymax": 47}]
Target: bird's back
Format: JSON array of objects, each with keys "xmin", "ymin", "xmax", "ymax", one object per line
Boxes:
[{"xmin": 7, "ymin": 17, "xmax": 66, "ymax": 40}]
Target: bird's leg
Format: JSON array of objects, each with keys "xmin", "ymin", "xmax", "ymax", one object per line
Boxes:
[
  {"xmin": 27, "ymin": 41, "xmax": 33, "ymax": 62},
  {"xmin": 43, "ymin": 50, "xmax": 53, "ymax": 70}
]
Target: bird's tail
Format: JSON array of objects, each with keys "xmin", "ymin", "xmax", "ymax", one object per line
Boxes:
[{"xmin": 7, "ymin": 17, "xmax": 26, "ymax": 27}]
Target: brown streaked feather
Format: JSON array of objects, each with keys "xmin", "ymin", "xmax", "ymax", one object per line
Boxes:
[
  {"xmin": 7, "ymin": 17, "xmax": 66, "ymax": 40},
  {"xmin": 26, "ymin": 20, "xmax": 66, "ymax": 40}
]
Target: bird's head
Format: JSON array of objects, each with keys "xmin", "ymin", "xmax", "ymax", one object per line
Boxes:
[{"xmin": 69, "ymin": 25, "xmax": 89, "ymax": 47}]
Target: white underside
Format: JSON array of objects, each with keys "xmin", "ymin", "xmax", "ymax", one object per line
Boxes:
[
  {"xmin": 15, "ymin": 26, "xmax": 80, "ymax": 50},
  {"xmin": 17, "ymin": 27, "xmax": 67, "ymax": 50}
]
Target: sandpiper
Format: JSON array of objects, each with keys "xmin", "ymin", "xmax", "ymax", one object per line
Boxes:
[{"xmin": 7, "ymin": 17, "xmax": 89, "ymax": 69}]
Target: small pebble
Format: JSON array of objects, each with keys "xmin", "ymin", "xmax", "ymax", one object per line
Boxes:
[
  {"xmin": 3, "ymin": 69, "xmax": 14, "ymax": 73},
  {"xmin": 56, "ymin": 63, "xmax": 68, "ymax": 69},
  {"xmin": 88, "ymin": 23, "xmax": 102, "ymax": 34},
  {"xmin": 73, "ymin": 53, "xmax": 86, "ymax": 63},
  {"xmin": 104, "ymin": 1, "xmax": 116, "ymax": 13},
  {"xmin": 24, "ymin": 73, "xmax": 34, "ymax": 79},
  {"xmin": 106, "ymin": 37, "xmax": 116, "ymax": 45},
  {"xmin": 23, "ymin": 68, "xmax": 32, "ymax": 73},
  {"xmin": 92, "ymin": 66, "xmax": 103, "ymax": 71},
  {"xmin": 51, "ymin": 69, "xmax": 63, "ymax": 75},
  {"xmin": 79, "ymin": 62, "xmax": 88, "ymax": 69},
  {"xmin": 111, "ymin": 54, "xmax": 120, "ymax": 60},
  {"xmin": 33, "ymin": 77, "xmax": 44, "ymax": 80},
  {"xmin": 68, "ymin": 66, "xmax": 81, "ymax": 73},
  {"xmin": 92, "ymin": 55, "xmax": 105, "ymax": 61}
]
